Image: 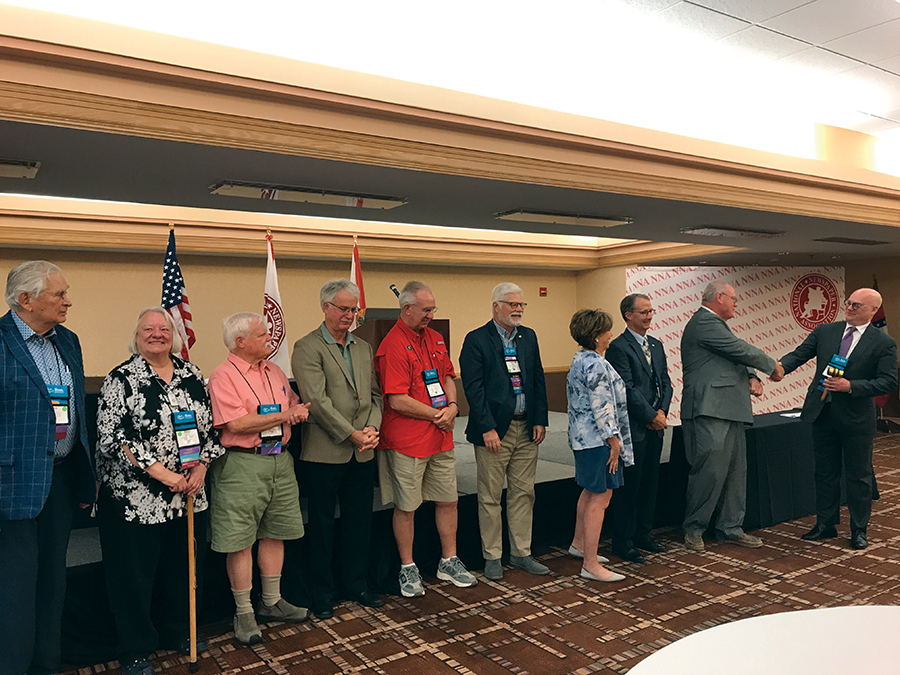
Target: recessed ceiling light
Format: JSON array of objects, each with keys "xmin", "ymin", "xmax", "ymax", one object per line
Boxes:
[
  {"xmin": 210, "ymin": 181, "xmax": 407, "ymax": 209},
  {"xmin": 495, "ymin": 210, "xmax": 632, "ymax": 228},
  {"xmin": 680, "ymin": 226, "xmax": 784, "ymax": 239},
  {"xmin": 0, "ymin": 159, "xmax": 40, "ymax": 179}
]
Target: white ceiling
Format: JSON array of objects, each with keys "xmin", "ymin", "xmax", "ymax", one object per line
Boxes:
[{"xmin": 649, "ymin": 0, "xmax": 900, "ymax": 133}]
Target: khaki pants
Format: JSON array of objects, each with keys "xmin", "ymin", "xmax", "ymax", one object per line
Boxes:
[{"xmin": 475, "ymin": 419, "xmax": 539, "ymax": 560}]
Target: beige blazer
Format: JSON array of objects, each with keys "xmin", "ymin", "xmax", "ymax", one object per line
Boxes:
[{"xmin": 292, "ymin": 326, "xmax": 383, "ymax": 464}]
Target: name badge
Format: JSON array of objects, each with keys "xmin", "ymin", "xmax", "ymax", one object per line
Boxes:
[
  {"xmin": 504, "ymin": 348, "xmax": 524, "ymax": 394},
  {"xmin": 172, "ymin": 409, "xmax": 201, "ymax": 469},
  {"xmin": 47, "ymin": 384, "xmax": 69, "ymax": 440},
  {"xmin": 422, "ymin": 368, "xmax": 447, "ymax": 408},
  {"xmin": 258, "ymin": 403, "xmax": 283, "ymax": 454}
]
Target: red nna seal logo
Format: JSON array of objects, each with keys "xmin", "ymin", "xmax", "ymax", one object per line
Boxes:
[
  {"xmin": 790, "ymin": 274, "xmax": 839, "ymax": 331},
  {"xmin": 264, "ymin": 295, "xmax": 285, "ymax": 351}
]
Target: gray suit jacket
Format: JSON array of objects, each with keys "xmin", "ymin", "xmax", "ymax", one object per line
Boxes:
[
  {"xmin": 292, "ymin": 326, "xmax": 383, "ymax": 464},
  {"xmin": 680, "ymin": 307, "xmax": 776, "ymax": 424}
]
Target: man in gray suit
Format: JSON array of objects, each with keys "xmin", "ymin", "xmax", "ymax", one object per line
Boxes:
[
  {"xmin": 293, "ymin": 279, "xmax": 384, "ymax": 619},
  {"xmin": 680, "ymin": 280, "xmax": 784, "ymax": 552}
]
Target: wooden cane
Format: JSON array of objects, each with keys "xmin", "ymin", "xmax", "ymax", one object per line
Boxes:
[{"xmin": 187, "ymin": 493, "xmax": 199, "ymax": 672}]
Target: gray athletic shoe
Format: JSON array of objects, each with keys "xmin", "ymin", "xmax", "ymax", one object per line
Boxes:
[
  {"xmin": 484, "ymin": 558, "xmax": 503, "ymax": 580},
  {"xmin": 257, "ymin": 598, "xmax": 309, "ymax": 623},
  {"xmin": 509, "ymin": 554, "xmax": 550, "ymax": 576},
  {"xmin": 718, "ymin": 532, "xmax": 763, "ymax": 548},
  {"xmin": 233, "ymin": 611, "xmax": 262, "ymax": 645},
  {"xmin": 684, "ymin": 532, "xmax": 705, "ymax": 552},
  {"xmin": 399, "ymin": 564, "xmax": 425, "ymax": 597},
  {"xmin": 436, "ymin": 556, "xmax": 478, "ymax": 587}
]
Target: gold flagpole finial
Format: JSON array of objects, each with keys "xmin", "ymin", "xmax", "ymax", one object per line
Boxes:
[
  {"xmin": 266, "ymin": 227, "xmax": 272, "ymax": 236},
  {"xmin": 169, "ymin": 222, "xmax": 175, "ymax": 232},
  {"xmin": 353, "ymin": 234, "xmax": 358, "ymax": 242}
]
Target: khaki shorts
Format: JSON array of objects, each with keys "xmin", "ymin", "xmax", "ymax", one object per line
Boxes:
[
  {"xmin": 208, "ymin": 450, "xmax": 304, "ymax": 553},
  {"xmin": 378, "ymin": 447, "xmax": 458, "ymax": 511}
]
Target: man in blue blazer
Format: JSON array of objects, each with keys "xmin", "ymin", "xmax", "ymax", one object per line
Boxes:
[
  {"xmin": 606, "ymin": 293, "xmax": 673, "ymax": 563},
  {"xmin": 780, "ymin": 287, "xmax": 898, "ymax": 550},
  {"xmin": 460, "ymin": 283, "xmax": 549, "ymax": 581},
  {"xmin": 0, "ymin": 261, "xmax": 95, "ymax": 675}
]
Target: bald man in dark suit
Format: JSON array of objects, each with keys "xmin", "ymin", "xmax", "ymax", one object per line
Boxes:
[{"xmin": 780, "ymin": 287, "xmax": 897, "ymax": 550}]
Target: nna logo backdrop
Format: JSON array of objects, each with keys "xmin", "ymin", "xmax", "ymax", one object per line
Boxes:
[{"xmin": 627, "ymin": 266, "xmax": 845, "ymax": 424}]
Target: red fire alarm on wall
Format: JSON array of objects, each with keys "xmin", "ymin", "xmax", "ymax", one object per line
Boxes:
[{"xmin": 539, "ymin": 287, "xmax": 547, "ymax": 297}]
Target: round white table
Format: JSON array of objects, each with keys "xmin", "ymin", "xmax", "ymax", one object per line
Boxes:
[{"xmin": 627, "ymin": 605, "xmax": 900, "ymax": 675}]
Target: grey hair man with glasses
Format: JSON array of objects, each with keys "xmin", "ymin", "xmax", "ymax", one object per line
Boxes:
[
  {"xmin": 680, "ymin": 280, "xmax": 784, "ymax": 553},
  {"xmin": 292, "ymin": 279, "xmax": 384, "ymax": 619},
  {"xmin": 459, "ymin": 282, "xmax": 549, "ymax": 580},
  {"xmin": 779, "ymin": 287, "xmax": 897, "ymax": 550},
  {"xmin": 374, "ymin": 281, "xmax": 477, "ymax": 597},
  {"xmin": 605, "ymin": 293, "xmax": 672, "ymax": 564}
]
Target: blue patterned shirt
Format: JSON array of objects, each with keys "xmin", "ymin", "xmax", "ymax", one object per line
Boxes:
[
  {"xmin": 12, "ymin": 312, "xmax": 76, "ymax": 459},
  {"xmin": 566, "ymin": 349, "xmax": 633, "ymax": 466}
]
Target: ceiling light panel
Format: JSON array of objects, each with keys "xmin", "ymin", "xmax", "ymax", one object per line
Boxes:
[
  {"xmin": 210, "ymin": 181, "xmax": 406, "ymax": 210},
  {"xmin": 0, "ymin": 159, "xmax": 40, "ymax": 179},
  {"xmin": 495, "ymin": 209, "xmax": 632, "ymax": 229}
]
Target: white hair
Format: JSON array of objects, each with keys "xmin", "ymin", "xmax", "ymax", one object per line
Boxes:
[
  {"xmin": 398, "ymin": 281, "xmax": 431, "ymax": 308},
  {"xmin": 320, "ymin": 279, "xmax": 360, "ymax": 306},
  {"xmin": 491, "ymin": 282, "xmax": 523, "ymax": 305},
  {"xmin": 223, "ymin": 312, "xmax": 264, "ymax": 350},
  {"xmin": 702, "ymin": 280, "xmax": 732, "ymax": 303},
  {"xmin": 129, "ymin": 307, "xmax": 183, "ymax": 355},
  {"xmin": 5, "ymin": 260, "xmax": 61, "ymax": 310}
]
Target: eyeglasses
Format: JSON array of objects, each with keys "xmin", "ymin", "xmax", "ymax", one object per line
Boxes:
[
  {"xmin": 412, "ymin": 305, "xmax": 437, "ymax": 314},
  {"xmin": 325, "ymin": 302, "xmax": 360, "ymax": 315},
  {"xmin": 720, "ymin": 293, "xmax": 737, "ymax": 303},
  {"xmin": 844, "ymin": 300, "xmax": 865, "ymax": 310},
  {"xmin": 500, "ymin": 301, "xmax": 527, "ymax": 310},
  {"xmin": 631, "ymin": 309, "xmax": 655, "ymax": 316}
]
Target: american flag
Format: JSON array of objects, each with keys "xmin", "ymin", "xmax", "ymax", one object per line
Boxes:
[{"xmin": 161, "ymin": 229, "xmax": 196, "ymax": 360}]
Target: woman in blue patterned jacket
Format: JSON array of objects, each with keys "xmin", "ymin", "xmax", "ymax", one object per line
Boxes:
[{"xmin": 566, "ymin": 309, "xmax": 633, "ymax": 583}]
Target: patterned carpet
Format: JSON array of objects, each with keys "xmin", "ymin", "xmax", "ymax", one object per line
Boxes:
[{"xmin": 64, "ymin": 434, "xmax": 900, "ymax": 675}]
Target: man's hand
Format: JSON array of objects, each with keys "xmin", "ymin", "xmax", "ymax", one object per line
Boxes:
[
  {"xmin": 285, "ymin": 402, "xmax": 311, "ymax": 425},
  {"xmin": 770, "ymin": 361, "xmax": 785, "ymax": 382},
  {"xmin": 532, "ymin": 425, "xmax": 546, "ymax": 445},
  {"xmin": 350, "ymin": 427, "xmax": 379, "ymax": 452},
  {"xmin": 433, "ymin": 405, "xmax": 456, "ymax": 432},
  {"xmin": 749, "ymin": 378, "xmax": 764, "ymax": 397},
  {"xmin": 823, "ymin": 376, "xmax": 852, "ymax": 393},
  {"xmin": 647, "ymin": 409, "xmax": 668, "ymax": 431},
  {"xmin": 482, "ymin": 429, "xmax": 502, "ymax": 452}
]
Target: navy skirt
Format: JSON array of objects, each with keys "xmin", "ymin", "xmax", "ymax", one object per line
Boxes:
[{"xmin": 574, "ymin": 445, "xmax": 624, "ymax": 493}]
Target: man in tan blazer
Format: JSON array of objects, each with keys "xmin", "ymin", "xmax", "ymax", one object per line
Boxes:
[{"xmin": 292, "ymin": 279, "xmax": 383, "ymax": 619}]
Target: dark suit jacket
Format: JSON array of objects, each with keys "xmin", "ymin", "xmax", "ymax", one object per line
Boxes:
[
  {"xmin": 781, "ymin": 321, "xmax": 898, "ymax": 434},
  {"xmin": 459, "ymin": 321, "xmax": 549, "ymax": 446},
  {"xmin": 606, "ymin": 329, "xmax": 673, "ymax": 444},
  {"xmin": 0, "ymin": 311, "xmax": 94, "ymax": 520}
]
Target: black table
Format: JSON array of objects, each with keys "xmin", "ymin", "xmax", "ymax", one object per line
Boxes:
[{"xmin": 656, "ymin": 411, "xmax": 816, "ymax": 531}]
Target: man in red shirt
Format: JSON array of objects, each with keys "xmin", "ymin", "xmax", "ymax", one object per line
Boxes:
[{"xmin": 375, "ymin": 281, "xmax": 477, "ymax": 597}]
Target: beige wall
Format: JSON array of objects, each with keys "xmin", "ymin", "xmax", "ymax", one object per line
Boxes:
[{"xmin": 0, "ymin": 248, "xmax": 617, "ymax": 377}]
